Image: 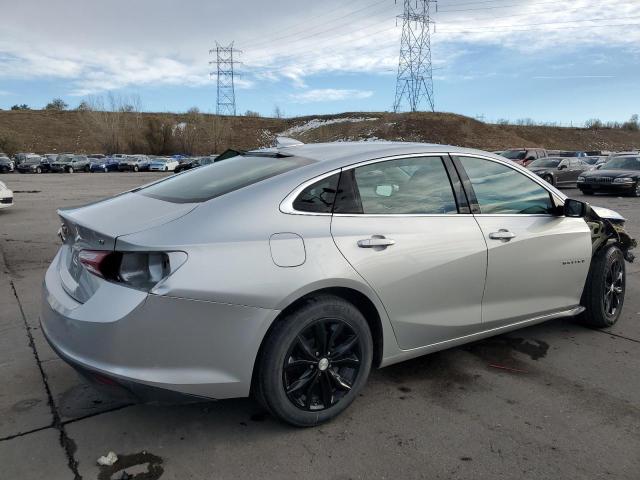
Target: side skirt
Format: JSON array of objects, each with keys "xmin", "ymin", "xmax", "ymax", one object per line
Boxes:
[{"xmin": 379, "ymin": 306, "xmax": 584, "ymax": 368}]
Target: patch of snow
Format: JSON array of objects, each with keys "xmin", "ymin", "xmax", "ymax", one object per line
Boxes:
[{"xmin": 279, "ymin": 117, "xmax": 378, "ymax": 136}]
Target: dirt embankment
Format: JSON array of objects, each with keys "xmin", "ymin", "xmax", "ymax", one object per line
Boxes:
[{"xmin": 1, "ymin": 110, "xmax": 639, "ymax": 155}]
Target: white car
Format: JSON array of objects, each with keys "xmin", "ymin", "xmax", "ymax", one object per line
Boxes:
[
  {"xmin": 149, "ymin": 158, "xmax": 179, "ymax": 172},
  {"xmin": 0, "ymin": 181, "xmax": 13, "ymax": 209}
]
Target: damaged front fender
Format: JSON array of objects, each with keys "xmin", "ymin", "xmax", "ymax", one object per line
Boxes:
[{"xmin": 586, "ymin": 205, "xmax": 636, "ymax": 263}]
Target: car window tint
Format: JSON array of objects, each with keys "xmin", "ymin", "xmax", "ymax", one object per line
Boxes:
[
  {"xmin": 293, "ymin": 173, "xmax": 340, "ymax": 213},
  {"xmin": 140, "ymin": 155, "xmax": 315, "ymax": 203},
  {"xmin": 459, "ymin": 157, "xmax": 553, "ymax": 215},
  {"xmin": 350, "ymin": 156, "xmax": 457, "ymax": 214}
]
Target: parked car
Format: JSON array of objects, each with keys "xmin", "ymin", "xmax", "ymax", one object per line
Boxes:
[
  {"xmin": 17, "ymin": 155, "xmax": 51, "ymax": 174},
  {"xmin": 527, "ymin": 157, "xmax": 589, "ymax": 187},
  {"xmin": 90, "ymin": 157, "xmax": 121, "ymax": 172},
  {"xmin": 41, "ymin": 142, "xmax": 635, "ymax": 426},
  {"xmin": 149, "ymin": 157, "xmax": 179, "ymax": 171},
  {"xmin": 0, "ymin": 180, "xmax": 12, "ymax": 209},
  {"xmin": 13, "ymin": 152, "xmax": 36, "ymax": 165},
  {"xmin": 0, "ymin": 156, "xmax": 15, "ymax": 173},
  {"xmin": 118, "ymin": 155, "xmax": 150, "ymax": 172},
  {"xmin": 500, "ymin": 148, "xmax": 547, "ymax": 166},
  {"xmin": 51, "ymin": 154, "xmax": 91, "ymax": 173},
  {"xmin": 578, "ymin": 155, "xmax": 640, "ymax": 196}
]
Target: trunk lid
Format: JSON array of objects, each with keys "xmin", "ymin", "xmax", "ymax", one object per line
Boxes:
[{"xmin": 57, "ymin": 192, "xmax": 197, "ymax": 303}]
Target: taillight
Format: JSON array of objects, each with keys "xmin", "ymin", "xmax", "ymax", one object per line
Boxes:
[
  {"xmin": 78, "ymin": 250, "xmax": 117, "ymax": 278},
  {"xmin": 79, "ymin": 250, "xmax": 185, "ymax": 291}
]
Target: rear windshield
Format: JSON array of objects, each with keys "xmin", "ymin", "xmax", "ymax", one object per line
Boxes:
[{"xmin": 139, "ymin": 154, "xmax": 315, "ymax": 203}]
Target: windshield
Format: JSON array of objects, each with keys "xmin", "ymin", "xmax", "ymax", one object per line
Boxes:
[
  {"xmin": 501, "ymin": 150, "xmax": 526, "ymax": 160},
  {"xmin": 602, "ymin": 157, "xmax": 640, "ymax": 170},
  {"xmin": 528, "ymin": 158, "xmax": 560, "ymax": 168},
  {"xmin": 140, "ymin": 154, "xmax": 315, "ymax": 203}
]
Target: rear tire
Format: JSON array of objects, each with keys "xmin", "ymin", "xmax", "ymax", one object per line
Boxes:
[
  {"xmin": 579, "ymin": 245, "xmax": 625, "ymax": 328},
  {"xmin": 255, "ymin": 295, "xmax": 373, "ymax": 427}
]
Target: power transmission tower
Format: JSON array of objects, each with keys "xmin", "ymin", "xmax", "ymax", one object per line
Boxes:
[
  {"xmin": 393, "ymin": 0, "xmax": 436, "ymax": 113},
  {"xmin": 210, "ymin": 42, "xmax": 241, "ymax": 116}
]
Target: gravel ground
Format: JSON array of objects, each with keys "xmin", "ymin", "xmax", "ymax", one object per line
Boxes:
[{"xmin": 0, "ymin": 171, "xmax": 638, "ymax": 480}]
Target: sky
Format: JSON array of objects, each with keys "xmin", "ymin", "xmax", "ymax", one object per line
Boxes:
[{"xmin": 0, "ymin": 0, "xmax": 639, "ymax": 124}]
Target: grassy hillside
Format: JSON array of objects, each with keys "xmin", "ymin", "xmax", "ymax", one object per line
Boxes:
[{"xmin": 1, "ymin": 110, "xmax": 639, "ymax": 155}]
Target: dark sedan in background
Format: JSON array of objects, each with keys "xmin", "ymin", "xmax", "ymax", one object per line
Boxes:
[
  {"xmin": 89, "ymin": 157, "xmax": 121, "ymax": 172},
  {"xmin": 17, "ymin": 156, "xmax": 51, "ymax": 174},
  {"xmin": 578, "ymin": 156, "xmax": 640, "ymax": 196},
  {"xmin": 0, "ymin": 155, "xmax": 14, "ymax": 173},
  {"xmin": 527, "ymin": 157, "xmax": 588, "ymax": 187}
]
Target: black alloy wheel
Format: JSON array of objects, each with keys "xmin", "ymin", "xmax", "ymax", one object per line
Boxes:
[
  {"xmin": 256, "ymin": 295, "xmax": 373, "ymax": 426},
  {"xmin": 580, "ymin": 245, "xmax": 625, "ymax": 328},
  {"xmin": 283, "ymin": 318, "xmax": 362, "ymax": 411},
  {"xmin": 603, "ymin": 257, "xmax": 624, "ymax": 318}
]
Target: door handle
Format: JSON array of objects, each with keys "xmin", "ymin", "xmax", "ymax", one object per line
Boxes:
[
  {"xmin": 357, "ymin": 237, "xmax": 395, "ymax": 248},
  {"xmin": 489, "ymin": 229, "xmax": 516, "ymax": 241}
]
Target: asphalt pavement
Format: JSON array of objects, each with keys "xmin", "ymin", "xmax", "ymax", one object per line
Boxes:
[{"xmin": 0, "ymin": 172, "xmax": 638, "ymax": 480}]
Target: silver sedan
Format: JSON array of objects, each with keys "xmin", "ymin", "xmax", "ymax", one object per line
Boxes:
[{"xmin": 41, "ymin": 142, "xmax": 635, "ymax": 426}]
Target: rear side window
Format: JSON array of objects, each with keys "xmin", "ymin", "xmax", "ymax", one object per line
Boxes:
[
  {"xmin": 335, "ymin": 156, "xmax": 458, "ymax": 215},
  {"xmin": 140, "ymin": 155, "xmax": 314, "ymax": 203},
  {"xmin": 292, "ymin": 173, "xmax": 340, "ymax": 213},
  {"xmin": 458, "ymin": 156, "xmax": 553, "ymax": 215}
]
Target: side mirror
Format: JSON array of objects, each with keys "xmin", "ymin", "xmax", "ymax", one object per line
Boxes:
[
  {"xmin": 564, "ymin": 199, "xmax": 587, "ymax": 218},
  {"xmin": 375, "ymin": 185, "xmax": 394, "ymax": 197}
]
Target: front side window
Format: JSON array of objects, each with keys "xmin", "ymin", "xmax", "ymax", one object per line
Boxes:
[
  {"xmin": 292, "ymin": 173, "xmax": 339, "ymax": 213},
  {"xmin": 458, "ymin": 157, "xmax": 553, "ymax": 215},
  {"xmin": 336, "ymin": 156, "xmax": 457, "ymax": 215}
]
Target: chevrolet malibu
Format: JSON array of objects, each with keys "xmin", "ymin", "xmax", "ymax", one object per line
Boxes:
[{"xmin": 41, "ymin": 142, "xmax": 636, "ymax": 426}]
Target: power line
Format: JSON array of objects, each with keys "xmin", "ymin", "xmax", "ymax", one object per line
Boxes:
[
  {"xmin": 394, "ymin": 0, "xmax": 436, "ymax": 113},
  {"xmin": 438, "ymin": 21, "xmax": 640, "ymax": 33},
  {"xmin": 210, "ymin": 42, "xmax": 241, "ymax": 116},
  {"xmin": 247, "ymin": 0, "xmax": 396, "ymax": 48},
  {"xmin": 439, "ymin": 15, "xmax": 640, "ymax": 32}
]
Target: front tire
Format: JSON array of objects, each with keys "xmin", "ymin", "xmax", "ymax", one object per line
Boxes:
[
  {"xmin": 35, "ymin": 166, "xmax": 42, "ymax": 174},
  {"xmin": 255, "ymin": 295, "xmax": 373, "ymax": 427},
  {"xmin": 68, "ymin": 167, "xmax": 74, "ymax": 173},
  {"xmin": 580, "ymin": 245, "xmax": 626, "ymax": 328},
  {"xmin": 631, "ymin": 182, "xmax": 640, "ymax": 197},
  {"xmin": 133, "ymin": 165, "xmax": 139, "ymax": 172}
]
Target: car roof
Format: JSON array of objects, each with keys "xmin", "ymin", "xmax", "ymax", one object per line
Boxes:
[{"xmin": 254, "ymin": 142, "xmax": 502, "ymax": 167}]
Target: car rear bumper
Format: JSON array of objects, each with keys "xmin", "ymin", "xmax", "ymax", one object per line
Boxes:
[{"xmin": 41, "ymin": 250, "xmax": 279, "ymax": 401}]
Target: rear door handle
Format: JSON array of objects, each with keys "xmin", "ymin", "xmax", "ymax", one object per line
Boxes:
[
  {"xmin": 357, "ymin": 237, "xmax": 395, "ymax": 248},
  {"xmin": 489, "ymin": 229, "xmax": 516, "ymax": 241}
]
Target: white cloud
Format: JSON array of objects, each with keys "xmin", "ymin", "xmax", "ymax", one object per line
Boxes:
[
  {"xmin": 0, "ymin": 0, "xmax": 638, "ymax": 97},
  {"xmin": 290, "ymin": 89, "xmax": 373, "ymax": 103}
]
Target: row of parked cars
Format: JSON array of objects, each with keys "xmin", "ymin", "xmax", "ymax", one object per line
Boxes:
[
  {"xmin": 495, "ymin": 147, "xmax": 640, "ymax": 195},
  {"xmin": 0, "ymin": 152, "xmax": 219, "ymax": 174}
]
